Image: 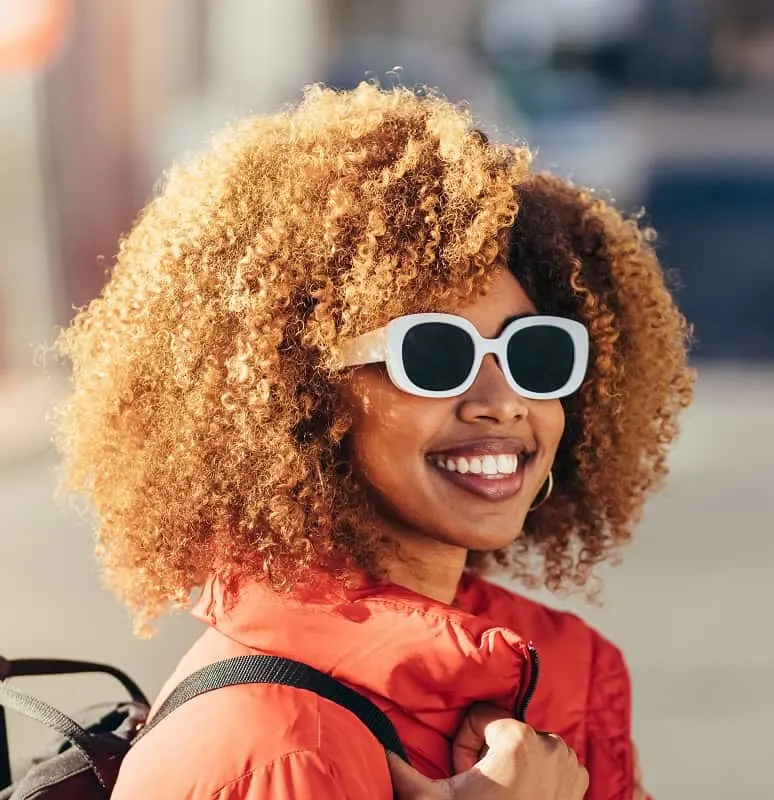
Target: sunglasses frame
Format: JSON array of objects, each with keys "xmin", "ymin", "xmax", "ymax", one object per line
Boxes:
[{"xmin": 339, "ymin": 312, "xmax": 589, "ymax": 400}]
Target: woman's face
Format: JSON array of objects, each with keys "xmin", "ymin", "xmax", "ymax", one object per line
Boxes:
[{"xmin": 344, "ymin": 269, "xmax": 566, "ymax": 555}]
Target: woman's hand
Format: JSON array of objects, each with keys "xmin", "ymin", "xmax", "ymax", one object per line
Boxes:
[
  {"xmin": 388, "ymin": 704, "xmax": 588, "ymax": 800},
  {"xmin": 451, "ymin": 704, "xmax": 651, "ymax": 800}
]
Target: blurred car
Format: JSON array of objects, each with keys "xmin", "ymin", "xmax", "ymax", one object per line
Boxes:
[{"xmin": 643, "ymin": 160, "xmax": 774, "ymax": 360}]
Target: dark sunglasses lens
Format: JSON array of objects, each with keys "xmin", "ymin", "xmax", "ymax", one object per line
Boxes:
[
  {"xmin": 402, "ymin": 322, "xmax": 475, "ymax": 392},
  {"xmin": 506, "ymin": 325, "xmax": 575, "ymax": 394}
]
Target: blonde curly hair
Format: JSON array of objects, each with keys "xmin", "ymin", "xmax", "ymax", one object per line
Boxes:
[{"xmin": 53, "ymin": 83, "xmax": 693, "ymax": 632}]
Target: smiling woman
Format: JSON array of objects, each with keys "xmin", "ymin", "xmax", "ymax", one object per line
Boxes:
[
  {"xmin": 342, "ymin": 270, "xmax": 571, "ymax": 602},
  {"xmin": 52, "ymin": 83, "xmax": 692, "ymax": 799}
]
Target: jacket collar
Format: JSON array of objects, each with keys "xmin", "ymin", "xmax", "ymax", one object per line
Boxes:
[{"xmin": 193, "ymin": 572, "xmax": 532, "ymax": 776}]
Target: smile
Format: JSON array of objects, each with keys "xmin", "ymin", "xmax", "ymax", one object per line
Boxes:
[
  {"xmin": 426, "ymin": 452, "xmax": 530, "ymax": 501},
  {"xmin": 432, "ymin": 453, "xmax": 520, "ymax": 476}
]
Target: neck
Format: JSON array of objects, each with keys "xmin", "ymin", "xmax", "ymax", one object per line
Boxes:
[{"xmin": 383, "ymin": 528, "xmax": 468, "ymax": 605}]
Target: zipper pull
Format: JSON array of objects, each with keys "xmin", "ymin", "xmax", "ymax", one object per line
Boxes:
[{"xmin": 513, "ymin": 643, "xmax": 539, "ymax": 722}]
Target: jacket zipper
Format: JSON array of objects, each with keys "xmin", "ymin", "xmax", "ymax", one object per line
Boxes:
[{"xmin": 513, "ymin": 643, "xmax": 539, "ymax": 722}]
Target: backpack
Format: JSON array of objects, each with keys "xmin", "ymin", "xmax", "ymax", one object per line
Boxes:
[{"xmin": 0, "ymin": 654, "xmax": 406, "ymax": 799}]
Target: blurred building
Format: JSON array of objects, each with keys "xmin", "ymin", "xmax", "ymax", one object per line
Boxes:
[{"xmin": 1, "ymin": 0, "xmax": 773, "ymax": 400}]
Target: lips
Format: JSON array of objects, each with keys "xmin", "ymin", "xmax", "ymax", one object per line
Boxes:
[
  {"xmin": 429, "ymin": 458, "xmax": 527, "ymax": 501},
  {"xmin": 427, "ymin": 437, "xmax": 535, "ymax": 459},
  {"xmin": 425, "ymin": 438, "xmax": 535, "ymax": 501}
]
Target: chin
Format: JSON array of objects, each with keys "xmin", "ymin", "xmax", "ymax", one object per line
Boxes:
[
  {"xmin": 470, "ymin": 531, "xmax": 523, "ymax": 552},
  {"xmin": 443, "ymin": 522, "xmax": 525, "ymax": 553}
]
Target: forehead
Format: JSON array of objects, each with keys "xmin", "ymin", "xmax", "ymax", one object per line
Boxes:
[{"xmin": 453, "ymin": 269, "xmax": 537, "ymax": 337}]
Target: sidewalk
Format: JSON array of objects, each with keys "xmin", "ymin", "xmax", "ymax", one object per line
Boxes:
[{"xmin": 1, "ymin": 364, "xmax": 773, "ymax": 796}]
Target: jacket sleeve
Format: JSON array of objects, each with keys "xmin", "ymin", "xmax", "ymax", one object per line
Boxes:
[
  {"xmin": 584, "ymin": 631, "xmax": 641, "ymax": 800},
  {"xmin": 211, "ymin": 748, "xmax": 393, "ymax": 800}
]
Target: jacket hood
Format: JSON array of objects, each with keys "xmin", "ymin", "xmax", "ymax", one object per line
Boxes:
[{"xmin": 192, "ymin": 573, "xmax": 534, "ymax": 776}]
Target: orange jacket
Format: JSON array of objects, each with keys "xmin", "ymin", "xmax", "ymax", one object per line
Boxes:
[{"xmin": 112, "ymin": 573, "xmax": 639, "ymax": 799}]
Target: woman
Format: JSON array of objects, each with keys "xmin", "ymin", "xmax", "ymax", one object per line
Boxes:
[{"xmin": 53, "ymin": 84, "xmax": 693, "ymax": 798}]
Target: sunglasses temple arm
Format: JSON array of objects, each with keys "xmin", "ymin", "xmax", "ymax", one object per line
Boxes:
[{"xmin": 338, "ymin": 327, "xmax": 388, "ymax": 368}]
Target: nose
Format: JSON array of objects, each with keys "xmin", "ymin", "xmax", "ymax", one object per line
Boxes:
[{"xmin": 457, "ymin": 354, "xmax": 529, "ymax": 424}]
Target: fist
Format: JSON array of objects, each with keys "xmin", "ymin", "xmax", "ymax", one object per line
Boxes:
[{"xmin": 388, "ymin": 704, "xmax": 588, "ymax": 800}]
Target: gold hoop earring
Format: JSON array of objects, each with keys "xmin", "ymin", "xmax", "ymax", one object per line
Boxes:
[{"xmin": 529, "ymin": 470, "xmax": 554, "ymax": 512}]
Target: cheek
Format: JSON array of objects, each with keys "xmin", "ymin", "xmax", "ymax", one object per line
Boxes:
[
  {"xmin": 348, "ymin": 374, "xmax": 414, "ymax": 442},
  {"xmin": 344, "ymin": 371, "xmax": 448, "ymax": 485},
  {"xmin": 346, "ymin": 375, "xmax": 418, "ymax": 468},
  {"xmin": 540, "ymin": 400, "xmax": 566, "ymax": 456}
]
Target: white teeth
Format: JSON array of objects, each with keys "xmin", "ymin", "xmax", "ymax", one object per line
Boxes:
[
  {"xmin": 482, "ymin": 455, "xmax": 498, "ymax": 475},
  {"xmin": 432, "ymin": 453, "xmax": 522, "ymax": 477},
  {"xmin": 497, "ymin": 454, "xmax": 516, "ymax": 474}
]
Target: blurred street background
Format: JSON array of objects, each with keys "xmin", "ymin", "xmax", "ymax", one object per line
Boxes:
[{"xmin": 1, "ymin": 1, "xmax": 773, "ymax": 796}]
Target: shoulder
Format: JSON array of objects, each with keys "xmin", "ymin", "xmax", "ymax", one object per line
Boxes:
[
  {"xmin": 457, "ymin": 572, "xmax": 601, "ymax": 652},
  {"xmin": 115, "ymin": 684, "xmax": 391, "ymax": 799},
  {"xmin": 457, "ymin": 574, "xmax": 632, "ymax": 737},
  {"xmin": 475, "ymin": 577, "xmax": 631, "ymax": 693},
  {"xmin": 113, "ymin": 637, "xmax": 391, "ymax": 799},
  {"xmin": 458, "ymin": 574, "xmax": 636, "ymax": 797}
]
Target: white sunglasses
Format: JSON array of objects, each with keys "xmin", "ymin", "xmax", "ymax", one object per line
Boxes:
[{"xmin": 339, "ymin": 313, "xmax": 589, "ymax": 400}]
